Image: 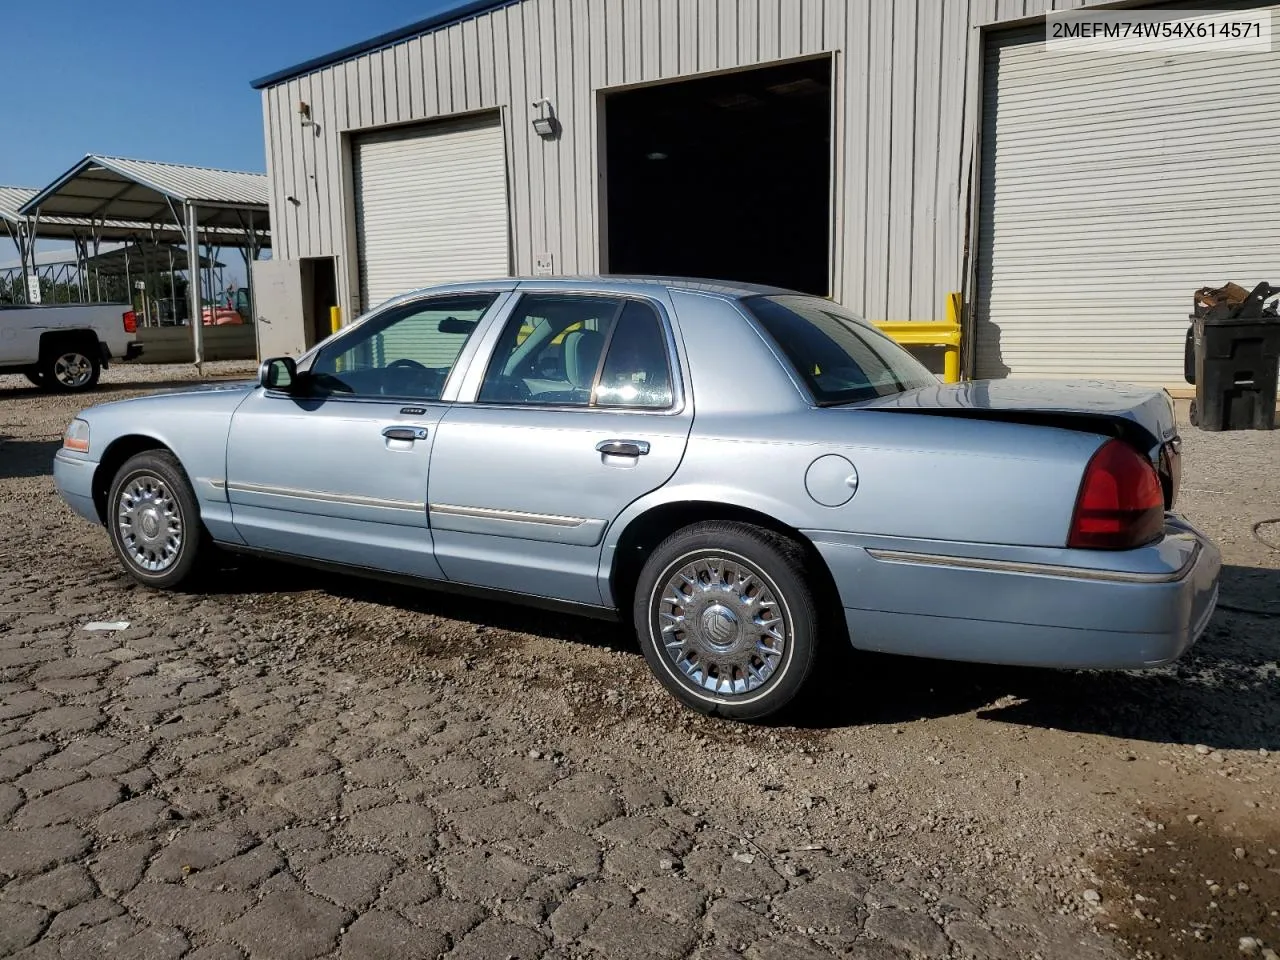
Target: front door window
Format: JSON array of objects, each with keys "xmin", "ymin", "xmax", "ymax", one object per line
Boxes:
[{"xmin": 309, "ymin": 293, "xmax": 497, "ymax": 400}]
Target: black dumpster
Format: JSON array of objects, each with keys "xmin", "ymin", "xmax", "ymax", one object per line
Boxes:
[{"xmin": 1186, "ymin": 281, "xmax": 1280, "ymax": 431}]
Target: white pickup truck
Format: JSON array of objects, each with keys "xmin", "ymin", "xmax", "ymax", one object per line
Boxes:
[{"xmin": 0, "ymin": 303, "xmax": 141, "ymax": 392}]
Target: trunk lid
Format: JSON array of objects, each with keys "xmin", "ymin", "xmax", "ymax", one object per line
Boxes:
[
  {"xmin": 857, "ymin": 378, "xmax": 1182, "ymax": 507},
  {"xmin": 858, "ymin": 379, "xmax": 1177, "ymax": 444}
]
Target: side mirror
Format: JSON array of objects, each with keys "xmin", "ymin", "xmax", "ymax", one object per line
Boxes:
[{"xmin": 258, "ymin": 356, "xmax": 298, "ymax": 391}]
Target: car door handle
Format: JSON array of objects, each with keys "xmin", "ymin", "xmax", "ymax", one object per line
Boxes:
[
  {"xmin": 382, "ymin": 425, "xmax": 429, "ymax": 441},
  {"xmin": 596, "ymin": 439, "xmax": 650, "ymax": 457}
]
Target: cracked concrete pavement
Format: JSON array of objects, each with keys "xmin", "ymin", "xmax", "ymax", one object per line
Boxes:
[{"xmin": 0, "ymin": 363, "xmax": 1277, "ymax": 959}]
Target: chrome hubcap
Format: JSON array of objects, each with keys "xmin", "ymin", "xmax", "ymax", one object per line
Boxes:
[
  {"xmin": 54, "ymin": 352, "xmax": 92, "ymax": 387},
  {"xmin": 657, "ymin": 554, "xmax": 788, "ymax": 697},
  {"xmin": 700, "ymin": 603, "xmax": 739, "ymax": 646},
  {"xmin": 117, "ymin": 474, "xmax": 183, "ymax": 572}
]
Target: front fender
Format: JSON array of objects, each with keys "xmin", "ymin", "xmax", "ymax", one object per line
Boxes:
[{"xmin": 81, "ymin": 387, "xmax": 253, "ymax": 544}]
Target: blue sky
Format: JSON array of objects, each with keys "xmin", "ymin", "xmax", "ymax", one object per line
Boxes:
[{"xmin": 0, "ymin": 0, "xmax": 457, "ymax": 273}]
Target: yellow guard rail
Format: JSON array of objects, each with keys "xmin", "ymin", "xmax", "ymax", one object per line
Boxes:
[{"xmin": 873, "ymin": 291, "xmax": 963, "ymax": 383}]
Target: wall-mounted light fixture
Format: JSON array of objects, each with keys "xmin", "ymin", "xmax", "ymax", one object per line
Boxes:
[
  {"xmin": 531, "ymin": 98, "xmax": 560, "ymax": 139},
  {"xmin": 297, "ymin": 100, "xmax": 321, "ymax": 138}
]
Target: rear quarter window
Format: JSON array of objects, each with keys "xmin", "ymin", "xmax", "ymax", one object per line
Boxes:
[{"xmin": 742, "ymin": 295, "xmax": 936, "ymax": 405}]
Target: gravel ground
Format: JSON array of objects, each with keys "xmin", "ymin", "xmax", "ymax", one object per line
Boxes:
[{"xmin": 0, "ymin": 362, "xmax": 1277, "ymax": 960}]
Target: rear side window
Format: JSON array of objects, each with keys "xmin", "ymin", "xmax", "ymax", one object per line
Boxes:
[
  {"xmin": 594, "ymin": 301, "xmax": 674, "ymax": 409},
  {"xmin": 742, "ymin": 295, "xmax": 935, "ymax": 405},
  {"xmin": 478, "ymin": 294, "xmax": 621, "ymax": 406},
  {"xmin": 478, "ymin": 294, "xmax": 675, "ymax": 409}
]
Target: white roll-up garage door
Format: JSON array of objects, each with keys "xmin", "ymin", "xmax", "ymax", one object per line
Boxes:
[
  {"xmin": 975, "ymin": 6, "xmax": 1280, "ymax": 386},
  {"xmin": 354, "ymin": 114, "xmax": 510, "ymax": 311}
]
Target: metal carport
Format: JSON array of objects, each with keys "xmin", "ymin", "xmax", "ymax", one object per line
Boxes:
[
  {"xmin": 2, "ymin": 185, "xmax": 248, "ymax": 300},
  {"xmin": 0, "ymin": 227, "xmax": 231, "ymax": 319},
  {"xmin": 18, "ymin": 156, "xmax": 270, "ymax": 367}
]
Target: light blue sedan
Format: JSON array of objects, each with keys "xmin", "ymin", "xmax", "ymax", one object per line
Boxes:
[{"xmin": 53, "ymin": 278, "xmax": 1220, "ymax": 719}]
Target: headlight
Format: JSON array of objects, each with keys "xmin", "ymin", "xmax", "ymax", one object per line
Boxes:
[{"xmin": 62, "ymin": 419, "xmax": 90, "ymax": 453}]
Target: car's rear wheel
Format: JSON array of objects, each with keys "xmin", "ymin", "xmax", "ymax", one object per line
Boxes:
[
  {"xmin": 42, "ymin": 345, "xmax": 100, "ymax": 392},
  {"xmin": 107, "ymin": 451, "xmax": 204, "ymax": 589},
  {"xmin": 633, "ymin": 521, "xmax": 820, "ymax": 721}
]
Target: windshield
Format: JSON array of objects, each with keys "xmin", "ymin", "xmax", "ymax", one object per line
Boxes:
[{"xmin": 742, "ymin": 295, "xmax": 937, "ymax": 405}]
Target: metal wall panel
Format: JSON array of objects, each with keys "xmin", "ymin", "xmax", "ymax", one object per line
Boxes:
[
  {"xmin": 975, "ymin": 5, "xmax": 1280, "ymax": 385},
  {"xmin": 261, "ymin": 0, "xmax": 992, "ymax": 324}
]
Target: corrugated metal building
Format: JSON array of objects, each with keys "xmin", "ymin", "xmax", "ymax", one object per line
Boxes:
[{"xmin": 252, "ymin": 0, "xmax": 1280, "ymax": 387}]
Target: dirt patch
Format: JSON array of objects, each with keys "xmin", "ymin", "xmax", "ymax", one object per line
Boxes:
[{"xmin": 1097, "ymin": 810, "xmax": 1280, "ymax": 958}]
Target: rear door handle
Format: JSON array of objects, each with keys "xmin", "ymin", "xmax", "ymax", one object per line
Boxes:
[
  {"xmin": 383, "ymin": 425, "xmax": 429, "ymax": 441},
  {"xmin": 596, "ymin": 439, "xmax": 650, "ymax": 457}
]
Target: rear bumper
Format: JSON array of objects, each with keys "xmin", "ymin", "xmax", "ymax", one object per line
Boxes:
[
  {"xmin": 100, "ymin": 341, "xmax": 143, "ymax": 366},
  {"xmin": 806, "ymin": 515, "xmax": 1221, "ymax": 670},
  {"xmin": 53, "ymin": 450, "xmax": 101, "ymax": 524}
]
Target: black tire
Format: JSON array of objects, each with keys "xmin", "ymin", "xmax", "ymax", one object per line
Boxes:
[
  {"xmin": 106, "ymin": 451, "xmax": 205, "ymax": 589},
  {"xmin": 41, "ymin": 342, "xmax": 101, "ymax": 393},
  {"xmin": 632, "ymin": 521, "xmax": 820, "ymax": 721},
  {"xmin": 22, "ymin": 368, "xmax": 45, "ymax": 388},
  {"xmin": 1188, "ymin": 398, "xmax": 1199, "ymax": 427}
]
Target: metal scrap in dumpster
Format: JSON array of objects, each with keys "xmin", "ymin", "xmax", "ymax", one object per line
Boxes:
[{"xmin": 1183, "ymin": 281, "xmax": 1280, "ymax": 431}]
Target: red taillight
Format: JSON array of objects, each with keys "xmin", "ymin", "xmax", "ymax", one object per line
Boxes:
[
  {"xmin": 1068, "ymin": 439, "xmax": 1165, "ymax": 550},
  {"xmin": 123, "ymin": 310, "xmax": 137, "ymax": 333}
]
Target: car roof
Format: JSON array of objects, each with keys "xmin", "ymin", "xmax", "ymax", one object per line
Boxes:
[{"xmin": 385, "ymin": 275, "xmax": 803, "ymax": 303}]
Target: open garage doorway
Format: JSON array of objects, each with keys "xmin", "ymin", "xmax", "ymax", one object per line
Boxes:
[{"xmin": 604, "ymin": 57, "xmax": 832, "ymax": 295}]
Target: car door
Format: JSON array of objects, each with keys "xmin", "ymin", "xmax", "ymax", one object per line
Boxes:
[
  {"xmin": 225, "ymin": 290, "xmax": 508, "ymax": 579},
  {"xmin": 427, "ymin": 290, "xmax": 693, "ymax": 606}
]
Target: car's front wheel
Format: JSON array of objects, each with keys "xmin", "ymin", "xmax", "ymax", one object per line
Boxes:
[
  {"xmin": 633, "ymin": 521, "xmax": 820, "ymax": 721},
  {"xmin": 107, "ymin": 451, "xmax": 205, "ymax": 589}
]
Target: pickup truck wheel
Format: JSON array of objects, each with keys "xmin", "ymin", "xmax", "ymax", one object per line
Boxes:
[
  {"xmin": 107, "ymin": 451, "xmax": 204, "ymax": 589},
  {"xmin": 633, "ymin": 521, "xmax": 819, "ymax": 721},
  {"xmin": 42, "ymin": 347, "xmax": 100, "ymax": 392}
]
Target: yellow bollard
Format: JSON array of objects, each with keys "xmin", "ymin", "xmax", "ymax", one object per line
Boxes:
[
  {"xmin": 330, "ymin": 306, "xmax": 344, "ymax": 372},
  {"xmin": 943, "ymin": 345, "xmax": 960, "ymax": 384},
  {"xmin": 943, "ymin": 292, "xmax": 962, "ymax": 384}
]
